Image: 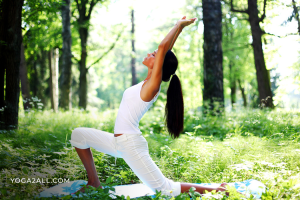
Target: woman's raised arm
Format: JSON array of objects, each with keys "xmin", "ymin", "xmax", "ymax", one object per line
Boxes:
[{"xmin": 147, "ymin": 16, "xmax": 196, "ymax": 93}]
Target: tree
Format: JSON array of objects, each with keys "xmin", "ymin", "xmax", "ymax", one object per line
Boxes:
[
  {"xmin": 222, "ymin": 4, "xmax": 254, "ymax": 108},
  {"xmin": 230, "ymin": 0, "xmax": 274, "ymax": 108},
  {"xmin": 19, "ymin": 42, "xmax": 31, "ymax": 110},
  {"xmin": 282, "ymin": 0, "xmax": 300, "ymax": 35},
  {"xmin": 60, "ymin": 0, "xmax": 73, "ymax": 110},
  {"xmin": 292, "ymin": 0, "xmax": 300, "ymax": 35},
  {"xmin": 223, "ymin": 14, "xmax": 236, "ymax": 108},
  {"xmin": 49, "ymin": 48, "xmax": 59, "ymax": 112},
  {"xmin": 202, "ymin": 0, "xmax": 224, "ymax": 114},
  {"xmin": 0, "ymin": 0, "xmax": 24, "ymax": 129},
  {"xmin": 73, "ymin": 0, "xmax": 125, "ymax": 109},
  {"xmin": 131, "ymin": 9, "xmax": 137, "ymax": 86},
  {"xmin": 74, "ymin": 0, "xmax": 101, "ymax": 109},
  {"xmin": 22, "ymin": 0, "xmax": 62, "ymax": 110}
]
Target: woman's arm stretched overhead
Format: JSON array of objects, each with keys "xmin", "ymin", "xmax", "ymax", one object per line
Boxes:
[
  {"xmin": 169, "ymin": 16, "xmax": 188, "ymax": 50},
  {"xmin": 145, "ymin": 16, "xmax": 196, "ymax": 94}
]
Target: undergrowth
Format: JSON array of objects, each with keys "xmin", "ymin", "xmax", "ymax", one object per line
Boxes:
[{"xmin": 0, "ymin": 108, "xmax": 300, "ymax": 199}]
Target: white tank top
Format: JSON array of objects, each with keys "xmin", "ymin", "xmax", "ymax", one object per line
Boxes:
[{"xmin": 114, "ymin": 80, "xmax": 161, "ymax": 134}]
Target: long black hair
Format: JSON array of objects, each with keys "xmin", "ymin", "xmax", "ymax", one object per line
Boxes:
[{"xmin": 162, "ymin": 50, "xmax": 184, "ymax": 139}]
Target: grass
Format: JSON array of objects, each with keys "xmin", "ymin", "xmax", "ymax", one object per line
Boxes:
[{"xmin": 0, "ymin": 107, "xmax": 300, "ymax": 199}]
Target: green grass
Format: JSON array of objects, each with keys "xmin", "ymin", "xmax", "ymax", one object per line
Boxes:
[{"xmin": 0, "ymin": 108, "xmax": 300, "ymax": 199}]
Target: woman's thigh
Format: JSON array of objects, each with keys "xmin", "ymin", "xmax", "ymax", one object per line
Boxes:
[
  {"xmin": 70, "ymin": 127, "xmax": 122, "ymax": 158},
  {"xmin": 115, "ymin": 134, "xmax": 179, "ymax": 193}
]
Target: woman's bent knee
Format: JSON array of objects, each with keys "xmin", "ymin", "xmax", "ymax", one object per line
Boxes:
[{"xmin": 70, "ymin": 128, "xmax": 89, "ymax": 149}]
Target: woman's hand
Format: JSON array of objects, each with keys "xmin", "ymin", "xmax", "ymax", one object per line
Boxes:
[{"xmin": 176, "ymin": 16, "xmax": 197, "ymax": 29}]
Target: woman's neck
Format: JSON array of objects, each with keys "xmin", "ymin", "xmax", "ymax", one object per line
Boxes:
[{"xmin": 144, "ymin": 68, "xmax": 152, "ymax": 82}]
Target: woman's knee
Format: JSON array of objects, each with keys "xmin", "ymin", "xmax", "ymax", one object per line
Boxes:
[
  {"xmin": 152, "ymin": 179, "xmax": 181, "ymax": 197},
  {"xmin": 71, "ymin": 128, "xmax": 85, "ymax": 142}
]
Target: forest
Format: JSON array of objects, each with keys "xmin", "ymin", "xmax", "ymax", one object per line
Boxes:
[{"xmin": 0, "ymin": 0, "xmax": 300, "ymax": 199}]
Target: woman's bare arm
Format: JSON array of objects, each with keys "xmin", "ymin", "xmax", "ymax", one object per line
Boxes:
[
  {"xmin": 169, "ymin": 16, "xmax": 188, "ymax": 50},
  {"xmin": 146, "ymin": 16, "xmax": 196, "ymax": 95}
]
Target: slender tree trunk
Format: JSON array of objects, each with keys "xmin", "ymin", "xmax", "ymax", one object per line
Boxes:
[
  {"xmin": 230, "ymin": 0, "xmax": 273, "ymax": 108},
  {"xmin": 60, "ymin": 0, "xmax": 72, "ymax": 110},
  {"xmin": 248, "ymin": 0, "xmax": 273, "ymax": 108},
  {"xmin": 229, "ymin": 61, "xmax": 236, "ymax": 107},
  {"xmin": 0, "ymin": 0, "xmax": 24, "ymax": 129},
  {"xmin": 0, "ymin": 0, "xmax": 5, "ymax": 111},
  {"xmin": 54, "ymin": 48, "xmax": 59, "ymax": 111},
  {"xmin": 32, "ymin": 60, "xmax": 38, "ymax": 97},
  {"xmin": 131, "ymin": 9, "xmax": 137, "ymax": 86},
  {"xmin": 0, "ymin": 65, "xmax": 4, "ymax": 109},
  {"xmin": 49, "ymin": 49, "xmax": 59, "ymax": 111},
  {"xmin": 292, "ymin": 0, "xmax": 300, "ymax": 35},
  {"xmin": 19, "ymin": 42, "xmax": 31, "ymax": 110},
  {"xmin": 0, "ymin": 55, "xmax": 5, "ymax": 129},
  {"xmin": 202, "ymin": 0, "xmax": 224, "ymax": 114},
  {"xmin": 49, "ymin": 50, "xmax": 54, "ymax": 110},
  {"xmin": 237, "ymin": 78, "xmax": 247, "ymax": 107},
  {"xmin": 79, "ymin": 27, "xmax": 88, "ymax": 109},
  {"xmin": 38, "ymin": 50, "xmax": 47, "ymax": 108}
]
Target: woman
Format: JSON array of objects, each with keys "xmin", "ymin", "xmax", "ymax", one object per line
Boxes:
[{"xmin": 69, "ymin": 16, "xmax": 228, "ymax": 197}]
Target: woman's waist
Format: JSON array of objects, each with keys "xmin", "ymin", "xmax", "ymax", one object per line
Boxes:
[
  {"xmin": 114, "ymin": 132, "xmax": 142, "ymax": 136},
  {"xmin": 114, "ymin": 126, "xmax": 142, "ymax": 135},
  {"xmin": 114, "ymin": 133, "xmax": 123, "ymax": 137}
]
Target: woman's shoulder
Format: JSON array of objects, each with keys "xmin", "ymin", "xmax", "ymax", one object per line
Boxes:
[{"xmin": 140, "ymin": 80, "xmax": 161, "ymax": 102}]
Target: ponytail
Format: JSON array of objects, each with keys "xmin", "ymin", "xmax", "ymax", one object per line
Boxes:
[{"xmin": 164, "ymin": 74, "xmax": 184, "ymax": 139}]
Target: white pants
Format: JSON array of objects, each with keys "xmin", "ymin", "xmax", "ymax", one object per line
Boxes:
[{"xmin": 69, "ymin": 127, "xmax": 181, "ymax": 197}]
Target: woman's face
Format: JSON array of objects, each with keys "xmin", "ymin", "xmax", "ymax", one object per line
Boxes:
[{"xmin": 142, "ymin": 50, "xmax": 157, "ymax": 69}]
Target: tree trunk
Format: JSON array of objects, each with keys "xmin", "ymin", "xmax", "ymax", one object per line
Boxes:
[
  {"xmin": 32, "ymin": 59, "xmax": 38, "ymax": 97},
  {"xmin": 0, "ymin": 0, "xmax": 24, "ymax": 129},
  {"xmin": 79, "ymin": 27, "xmax": 88, "ymax": 109},
  {"xmin": 38, "ymin": 50, "xmax": 47, "ymax": 108},
  {"xmin": 237, "ymin": 78, "xmax": 247, "ymax": 107},
  {"xmin": 60, "ymin": 0, "xmax": 72, "ymax": 110},
  {"xmin": 0, "ymin": 65, "xmax": 4, "ymax": 109},
  {"xmin": 0, "ymin": 0, "xmax": 5, "ymax": 111},
  {"xmin": 3, "ymin": 4, "xmax": 23, "ymax": 128},
  {"xmin": 19, "ymin": 42, "xmax": 31, "ymax": 110},
  {"xmin": 0, "ymin": 50, "xmax": 5, "ymax": 129},
  {"xmin": 229, "ymin": 61, "xmax": 236, "ymax": 107},
  {"xmin": 131, "ymin": 9, "xmax": 137, "ymax": 86},
  {"xmin": 49, "ymin": 50, "xmax": 54, "ymax": 110},
  {"xmin": 248, "ymin": 0, "xmax": 273, "ymax": 108},
  {"xmin": 202, "ymin": 0, "xmax": 224, "ymax": 114},
  {"xmin": 49, "ymin": 49, "xmax": 59, "ymax": 112},
  {"xmin": 292, "ymin": 0, "xmax": 300, "ymax": 35}
]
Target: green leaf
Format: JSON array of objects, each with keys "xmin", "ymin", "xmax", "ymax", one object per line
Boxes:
[
  {"xmin": 22, "ymin": 166, "xmax": 29, "ymax": 174},
  {"xmin": 106, "ymin": 176, "xmax": 112, "ymax": 184}
]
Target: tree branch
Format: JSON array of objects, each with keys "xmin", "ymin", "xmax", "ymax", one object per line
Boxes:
[
  {"xmin": 75, "ymin": 0, "xmax": 81, "ymax": 13},
  {"xmin": 223, "ymin": 44, "xmax": 252, "ymax": 53},
  {"xmin": 259, "ymin": 0, "xmax": 267, "ymax": 22},
  {"xmin": 86, "ymin": 27, "xmax": 124, "ymax": 70},
  {"xmin": 72, "ymin": 54, "xmax": 80, "ymax": 63},
  {"xmin": 292, "ymin": 0, "xmax": 300, "ymax": 35},
  {"xmin": 262, "ymin": 31, "xmax": 298, "ymax": 38},
  {"xmin": 237, "ymin": 17, "xmax": 249, "ymax": 21},
  {"xmin": 230, "ymin": 0, "xmax": 249, "ymax": 14},
  {"xmin": 87, "ymin": 0, "xmax": 96, "ymax": 20}
]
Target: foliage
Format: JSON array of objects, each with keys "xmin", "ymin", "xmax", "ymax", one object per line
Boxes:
[{"xmin": 0, "ymin": 108, "xmax": 300, "ymax": 199}]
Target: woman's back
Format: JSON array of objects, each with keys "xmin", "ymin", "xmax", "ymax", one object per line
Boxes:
[{"xmin": 114, "ymin": 80, "xmax": 161, "ymax": 135}]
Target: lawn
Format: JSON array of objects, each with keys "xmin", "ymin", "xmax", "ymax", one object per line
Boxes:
[{"xmin": 0, "ymin": 108, "xmax": 299, "ymax": 199}]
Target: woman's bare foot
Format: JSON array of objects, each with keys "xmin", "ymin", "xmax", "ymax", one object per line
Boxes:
[
  {"xmin": 73, "ymin": 180, "xmax": 103, "ymax": 194},
  {"xmin": 217, "ymin": 183, "xmax": 229, "ymax": 195},
  {"xmin": 217, "ymin": 183, "xmax": 245, "ymax": 197}
]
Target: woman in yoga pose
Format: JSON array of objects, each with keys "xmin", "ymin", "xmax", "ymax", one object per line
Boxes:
[{"xmin": 69, "ymin": 16, "xmax": 228, "ymax": 197}]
